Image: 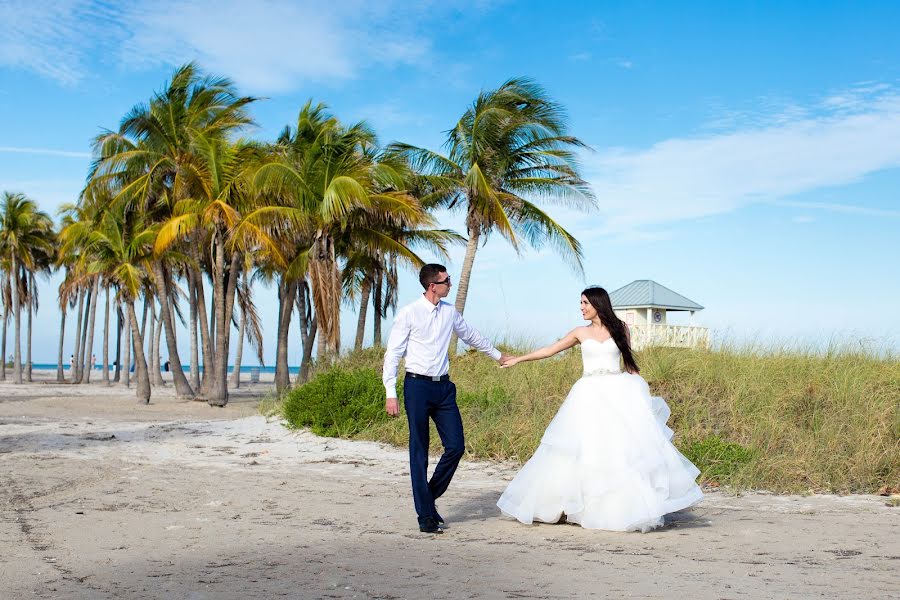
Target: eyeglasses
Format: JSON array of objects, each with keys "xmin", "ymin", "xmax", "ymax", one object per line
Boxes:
[{"xmin": 432, "ymin": 277, "xmax": 451, "ymax": 286}]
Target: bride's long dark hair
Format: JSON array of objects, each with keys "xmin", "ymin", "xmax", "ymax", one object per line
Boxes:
[{"xmin": 582, "ymin": 287, "xmax": 639, "ymax": 374}]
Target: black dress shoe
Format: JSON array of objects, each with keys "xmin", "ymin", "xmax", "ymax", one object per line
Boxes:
[{"xmin": 419, "ymin": 517, "xmax": 443, "ymax": 534}]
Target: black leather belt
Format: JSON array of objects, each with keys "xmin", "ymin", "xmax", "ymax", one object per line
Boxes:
[{"xmin": 405, "ymin": 372, "xmax": 450, "ymax": 382}]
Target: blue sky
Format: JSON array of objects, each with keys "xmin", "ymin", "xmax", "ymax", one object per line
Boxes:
[{"xmin": 1, "ymin": 0, "xmax": 899, "ymax": 364}]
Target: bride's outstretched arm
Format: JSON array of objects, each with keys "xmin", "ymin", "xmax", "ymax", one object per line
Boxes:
[{"xmin": 501, "ymin": 329, "xmax": 581, "ymax": 367}]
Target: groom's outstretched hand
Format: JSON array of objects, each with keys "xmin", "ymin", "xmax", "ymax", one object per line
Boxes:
[{"xmin": 385, "ymin": 397, "xmax": 400, "ymax": 417}]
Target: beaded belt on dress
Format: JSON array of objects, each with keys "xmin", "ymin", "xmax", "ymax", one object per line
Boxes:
[{"xmin": 581, "ymin": 367, "xmax": 623, "ymax": 378}]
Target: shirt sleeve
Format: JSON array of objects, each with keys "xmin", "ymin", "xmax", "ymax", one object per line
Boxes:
[
  {"xmin": 382, "ymin": 308, "xmax": 411, "ymax": 397},
  {"xmin": 452, "ymin": 310, "xmax": 501, "ymax": 360}
]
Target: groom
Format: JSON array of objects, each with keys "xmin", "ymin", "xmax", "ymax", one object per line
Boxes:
[{"xmin": 383, "ymin": 264, "xmax": 508, "ymax": 533}]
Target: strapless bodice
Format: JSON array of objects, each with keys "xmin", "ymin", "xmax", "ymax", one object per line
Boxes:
[{"xmin": 581, "ymin": 338, "xmax": 622, "ymax": 376}]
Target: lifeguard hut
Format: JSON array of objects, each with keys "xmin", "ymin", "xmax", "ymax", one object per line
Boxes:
[{"xmin": 609, "ymin": 280, "xmax": 709, "ymax": 350}]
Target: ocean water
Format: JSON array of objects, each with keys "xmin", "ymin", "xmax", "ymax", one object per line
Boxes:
[{"xmin": 30, "ymin": 364, "xmax": 296, "ymax": 374}]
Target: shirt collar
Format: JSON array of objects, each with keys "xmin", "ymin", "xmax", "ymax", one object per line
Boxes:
[{"xmin": 419, "ymin": 295, "xmax": 441, "ymax": 312}]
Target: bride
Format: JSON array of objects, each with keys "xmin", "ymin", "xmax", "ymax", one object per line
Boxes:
[{"xmin": 497, "ymin": 287, "xmax": 703, "ymax": 532}]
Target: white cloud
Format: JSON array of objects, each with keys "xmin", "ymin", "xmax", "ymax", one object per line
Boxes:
[
  {"xmin": 585, "ymin": 85, "xmax": 900, "ymax": 236},
  {"xmin": 0, "ymin": 0, "xmax": 438, "ymax": 92},
  {"xmin": 0, "ymin": 0, "xmax": 97, "ymax": 84},
  {"xmin": 118, "ymin": 0, "xmax": 431, "ymax": 92}
]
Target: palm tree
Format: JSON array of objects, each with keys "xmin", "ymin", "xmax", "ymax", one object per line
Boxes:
[
  {"xmin": 230, "ymin": 261, "xmax": 264, "ymax": 389},
  {"xmin": 253, "ymin": 102, "xmax": 443, "ymax": 362},
  {"xmin": 25, "ymin": 247, "xmax": 54, "ymax": 382},
  {"xmin": 86, "ymin": 206, "xmax": 155, "ymax": 403},
  {"xmin": 0, "ymin": 192, "xmax": 54, "ymax": 383},
  {"xmin": 155, "ymin": 137, "xmax": 271, "ymax": 405},
  {"xmin": 1, "ymin": 264, "xmax": 11, "ymax": 381},
  {"xmin": 89, "ymin": 62, "xmax": 256, "ymax": 399},
  {"xmin": 58, "ymin": 199, "xmax": 106, "ymax": 384},
  {"xmin": 390, "ymin": 78, "xmax": 595, "ymax": 351}
]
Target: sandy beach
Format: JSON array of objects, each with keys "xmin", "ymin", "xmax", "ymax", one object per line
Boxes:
[{"xmin": 1, "ymin": 372, "xmax": 897, "ymax": 599}]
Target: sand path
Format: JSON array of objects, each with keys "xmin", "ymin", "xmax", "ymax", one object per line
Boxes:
[{"xmin": 1, "ymin": 377, "xmax": 897, "ymax": 599}]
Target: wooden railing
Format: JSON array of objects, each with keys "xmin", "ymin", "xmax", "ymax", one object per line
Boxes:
[{"xmin": 629, "ymin": 325, "xmax": 710, "ymax": 350}]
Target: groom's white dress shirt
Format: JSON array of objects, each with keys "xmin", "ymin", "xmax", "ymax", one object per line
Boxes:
[{"xmin": 383, "ymin": 295, "xmax": 501, "ymax": 398}]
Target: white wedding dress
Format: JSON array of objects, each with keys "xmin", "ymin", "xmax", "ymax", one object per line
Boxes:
[{"xmin": 497, "ymin": 338, "xmax": 703, "ymax": 532}]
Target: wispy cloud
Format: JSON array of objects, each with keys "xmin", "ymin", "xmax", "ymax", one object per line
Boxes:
[
  {"xmin": 0, "ymin": 146, "xmax": 91, "ymax": 158},
  {"xmin": 118, "ymin": 0, "xmax": 432, "ymax": 92},
  {"xmin": 569, "ymin": 52, "xmax": 592, "ymax": 62},
  {"xmin": 585, "ymin": 84, "xmax": 900, "ymax": 236},
  {"xmin": 0, "ymin": 0, "xmax": 447, "ymax": 92},
  {"xmin": 774, "ymin": 200, "xmax": 900, "ymax": 218},
  {"xmin": 0, "ymin": 0, "xmax": 100, "ymax": 85}
]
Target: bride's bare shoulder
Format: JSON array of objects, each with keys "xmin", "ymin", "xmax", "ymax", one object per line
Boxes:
[{"xmin": 567, "ymin": 326, "xmax": 589, "ymax": 343}]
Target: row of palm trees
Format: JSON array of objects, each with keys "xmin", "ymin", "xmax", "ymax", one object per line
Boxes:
[{"xmin": 0, "ymin": 63, "xmax": 595, "ymax": 406}]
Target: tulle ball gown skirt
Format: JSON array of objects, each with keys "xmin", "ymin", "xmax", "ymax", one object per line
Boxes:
[{"xmin": 497, "ymin": 372, "xmax": 703, "ymax": 532}]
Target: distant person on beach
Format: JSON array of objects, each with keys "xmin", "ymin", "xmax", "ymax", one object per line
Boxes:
[
  {"xmin": 69, "ymin": 354, "xmax": 74, "ymax": 371},
  {"xmin": 91, "ymin": 354, "xmax": 96, "ymax": 370},
  {"xmin": 496, "ymin": 287, "xmax": 703, "ymax": 532},
  {"xmin": 382, "ymin": 263, "xmax": 509, "ymax": 534}
]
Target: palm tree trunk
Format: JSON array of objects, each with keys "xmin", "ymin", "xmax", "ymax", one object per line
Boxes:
[
  {"xmin": 208, "ymin": 235, "xmax": 228, "ymax": 406},
  {"xmin": 122, "ymin": 304, "xmax": 131, "ymax": 388},
  {"xmin": 139, "ymin": 297, "xmax": 149, "ymax": 347},
  {"xmin": 231, "ymin": 308, "xmax": 245, "ymax": 388},
  {"xmin": 299, "ymin": 316, "xmax": 317, "ymax": 385},
  {"xmin": 296, "ymin": 280, "xmax": 317, "ymax": 384},
  {"xmin": 275, "ymin": 279, "xmax": 297, "ymax": 393},
  {"xmin": 151, "ymin": 303, "xmax": 165, "ymax": 386},
  {"xmin": 146, "ymin": 300, "xmax": 157, "ymax": 384},
  {"xmin": 152, "ymin": 262, "xmax": 193, "ymax": 396},
  {"xmin": 12, "ymin": 259, "xmax": 22, "ymax": 384},
  {"xmin": 102, "ymin": 285, "xmax": 110, "ymax": 383},
  {"xmin": 372, "ymin": 268, "xmax": 383, "ymax": 347},
  {"xmin": 114, "ymin": 302, "xmax": 122, "ymax": 383},
  {"xmin": 188, "ymin": 277, "xmax": 200, "ymax": 390},
  {"xmin": 72, "ymin": 288, "xmax": 84, "ymax": 383},
  {"xmin": 1, "ymin": 278, "xmax": 8, "ymax": 381},
  {"xmin": 354, "ymin": 276, "xmax": 371, "ymax": 351},
  {"xmin": 26, "ymin": 273, "xmax": 33, "ymax": 382},
  {"xmin": 147, "ymin": 300, "xmax": 155, "ymax": 373},
  {"xmin": 224, "ymin": 254, "xmax": 240, "ymax": 350},
  {"xmin": 208, "ymin": 283, "xmax": 216, "ymax": 363},
  {"xmin": 56, "ymin": 306, "xmax": 67, "ymax": 382},
  {"xmin": 126, "ymin": 300, "xmax": 150, "ymax": 404},
  {"xmin": 83, "ymin": 276, "xmax": 100, "ymax": 384},
  {"xmin": 192, "ymin": 268, "xmax": 214, "ymax": 396},
  {"xmin": 449, "ymin": 227, "xmax": 480, "ymax": 355},
  {"xmin": 76, "ymin": 285, "xmax": 92, "ymax": 383},
  {"xmin": 309, "ymin": 234, "xmax": 341, "ymax": 361},
  {"xmin": 220, "ymin": 252, "xmax": 243, "ymax": 402}
]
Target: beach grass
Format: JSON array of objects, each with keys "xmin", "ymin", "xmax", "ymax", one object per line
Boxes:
[{"xmin": 276, "ymin": 343, "xmax": 900, "ymax": 494}]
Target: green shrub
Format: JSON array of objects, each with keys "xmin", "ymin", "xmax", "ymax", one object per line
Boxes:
[
  {"xmin": 270, "ymin": 344, "xmax": 900, "ymax": 493},
  {"xmin": 282, "ymin": 367, "xmax": 391, "ymax": 437}
]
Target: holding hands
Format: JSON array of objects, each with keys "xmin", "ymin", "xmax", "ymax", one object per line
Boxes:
[{"xmin": 499, "ymin": 353, "xmax": 521, "ymax": 368}]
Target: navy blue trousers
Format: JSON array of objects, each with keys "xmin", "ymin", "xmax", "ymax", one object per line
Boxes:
[{"xmin": 403, "ymin": 376, "xmax": 464, "ymax": 526}]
